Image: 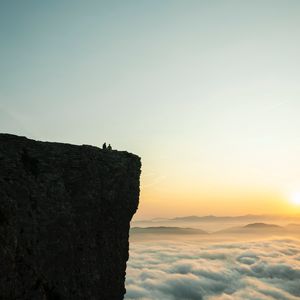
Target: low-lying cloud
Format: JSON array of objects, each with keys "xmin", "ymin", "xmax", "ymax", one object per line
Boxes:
[{"xmin": 125, "ymin": 238, "xmax": 300, "ymax": 300}]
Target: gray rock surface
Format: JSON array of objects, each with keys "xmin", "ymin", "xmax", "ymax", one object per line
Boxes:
[{"xmin": 0, "ymin": 133, "xmax": 141, "ymax": 300}]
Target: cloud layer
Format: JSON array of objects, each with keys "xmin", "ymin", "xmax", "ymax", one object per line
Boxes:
[{"xmin": 125, "ymin": 238, "xmax": 300, "ymax": 300}]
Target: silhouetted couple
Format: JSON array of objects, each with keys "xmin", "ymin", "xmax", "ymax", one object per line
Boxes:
[{"xmin": 102, "ymin": 143, "xmax": 112, "ymax": 150}]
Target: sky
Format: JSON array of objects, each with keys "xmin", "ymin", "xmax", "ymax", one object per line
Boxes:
[{"xmin": 1, "ymin": 0, "xmax": 300, "ymax": 218}]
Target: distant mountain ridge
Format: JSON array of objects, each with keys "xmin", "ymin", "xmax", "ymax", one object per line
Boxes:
[
  {"xmin": 130, "ymin": 226, "xmax": 207, "ymax": 235},
  {"xmin": 130, "ymin": 223, "xmax": 300, "ymax": 236},
  {"xmin": 214, "ymin": 222, "xmax": 289, "ymax": 235},
  {"xmin": 243, "ymin": 223, "xmax": 281, "ymax": 229},
  {"xmin": 134, "ymin": 214, "xmax": 300, "ymax": 224},
  {"xmin": 171, "ymin": 214, "xmax": 266, "ymax": 222}
]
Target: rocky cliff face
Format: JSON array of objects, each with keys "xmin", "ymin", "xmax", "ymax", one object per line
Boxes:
[{"xmin": 0, "ymin": 133, "xmax": 141, "ymax": 300}]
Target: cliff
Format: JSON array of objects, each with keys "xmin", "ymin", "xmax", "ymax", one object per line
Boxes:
[{"xmin": 0, "ymin": 133, "xmax": 141, "ymax": 300}]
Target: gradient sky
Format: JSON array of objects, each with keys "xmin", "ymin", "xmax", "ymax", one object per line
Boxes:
[{"xmin": 1, "ymin": 1, "xmax": 300, "ymax": 218}]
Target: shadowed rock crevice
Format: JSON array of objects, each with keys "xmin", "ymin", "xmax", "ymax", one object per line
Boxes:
[
  {"xmin": 21, "ymin": 149, "xmax": 39, "ymax": 178},
  {"xmin": 0, "ymin": 133, "xmax": 141, "ymax": 300}
]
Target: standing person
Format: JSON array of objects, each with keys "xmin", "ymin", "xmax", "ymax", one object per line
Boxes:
[{"xmin": 102, "ymin": 142, "xmax": 107, "ymax": 150}]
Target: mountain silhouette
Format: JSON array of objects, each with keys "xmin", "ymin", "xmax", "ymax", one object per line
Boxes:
[{"xmin": 130, "ymin": 226, "xmax": 207, "ymax": 235}]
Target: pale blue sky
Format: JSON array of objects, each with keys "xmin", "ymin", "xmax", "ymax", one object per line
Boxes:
[{"xmin": 1, "ymin": 1, "xmax": 300, "ymax": 217}]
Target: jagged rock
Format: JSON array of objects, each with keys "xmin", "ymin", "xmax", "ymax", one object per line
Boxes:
[{"xmin": 0, "ymin": 133, "xmax": 141, "ymax": 300}]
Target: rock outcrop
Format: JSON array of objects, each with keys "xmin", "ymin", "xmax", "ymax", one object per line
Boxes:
[{"xmin": 0, "ymin": 133, "xmax": 141, "ymax": 300}]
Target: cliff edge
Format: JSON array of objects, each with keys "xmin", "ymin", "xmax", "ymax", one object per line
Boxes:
[{"xmin": 0, "ymin": 133, "xmax": 141, "ymax": 300}]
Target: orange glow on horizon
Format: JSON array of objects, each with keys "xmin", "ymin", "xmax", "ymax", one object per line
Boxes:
[{"xmin": 134, "ymin": 178, "xmax": 300, "ymax": 219}]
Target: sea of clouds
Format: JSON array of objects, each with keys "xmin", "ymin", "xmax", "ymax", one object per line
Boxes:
[{"xmin": 125, "ymin": 238, "xmax": 300, "ymax": 300}]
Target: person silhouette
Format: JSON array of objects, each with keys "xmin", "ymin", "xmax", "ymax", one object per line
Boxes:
[
  {"xmin": 107, "ymin": 144, "xmax": 112, "ymax": 150},
  {"xmin": 102, "ymin": 142, "xmax": 107, "ymax": 150}
]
